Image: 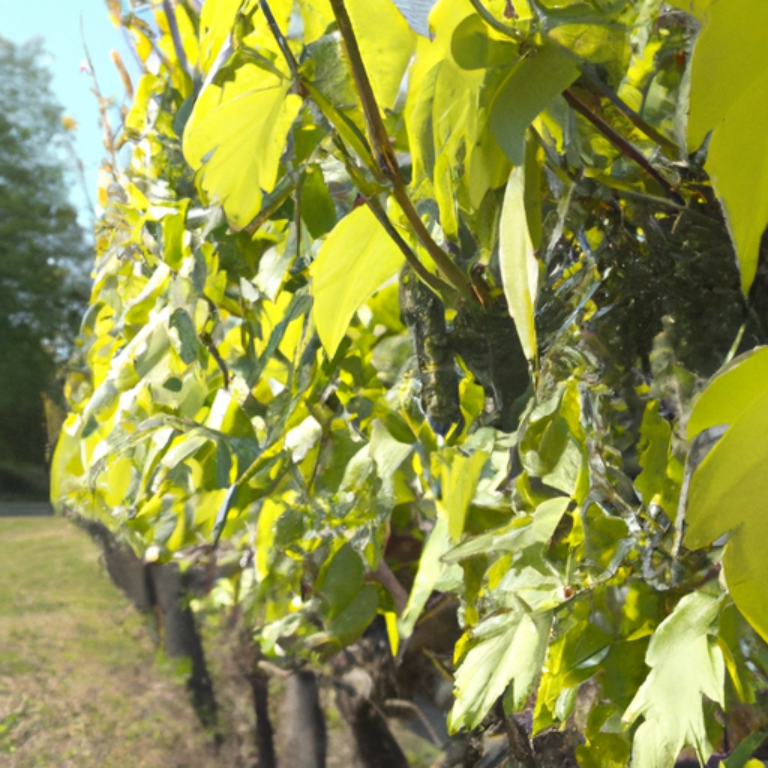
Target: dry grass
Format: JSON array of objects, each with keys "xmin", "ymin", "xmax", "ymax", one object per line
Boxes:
[
  {"xmin": 0, "ymin": 518, "xmax": 223, "ymax": 767},
  {"xmin": 0, "ymin": 517, "xmax": 442, "ymax": 768}
]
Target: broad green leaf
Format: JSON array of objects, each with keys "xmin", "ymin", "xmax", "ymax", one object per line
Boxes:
[
  {"xmin": 451, "ymin": 14, "xmax": 518, "ymax": 71},
  {"xmin": 198, "ymin": 0, "xmax": 240, "ymax": 73},
  {"xmin": 347, "ymin": 0, "xmax": 417, "ymax": 110},
  {"xmin": 160, "ymin": 202, "xmax": 189, "ymax": 270},
  {"xmin": 635, "ymin": 400, "xmax": 679, "ymax": 517},
  {"xmin": 168, "ymin": 308, "xmax": 202, "ymax": 365},
  {"xmin": 299, "ymin": 0, "xmax": 335, "ymax": 44},
  {"xmin": 302, "ymin": 164, "xmax": 337, "ymax": 239},
  {"xmin": 624, "ymin": 592, "xmax": 724, "ymax": 768},
  {"xmin": 490, "ymin": 40, "xmax": 580, "ymax": 166},
  {"xmin": 437, "ymin": 445, "xmax": 491, "ymax": 542},
  {"xmin": 318, "ymin": 542, "xmax": 365, "ymax": 620},
  {"xmin": 369, "ymin": 419, "xmax": 413, "ymax": 481},
  {"xmin": 499, "ymin": 164, "xmax": 539, "ymax": 362},
  {"xmin": 687, "ymin": 347, "xmax": 768, "ymax": 441},
  {"xmin": 444, "ymin": 496, "xmax": 569, "ymax": 562},
  {"xmin": 448, "ymin": 606, "xmax": 552, "ymax": 731},
  {"xmin": 685, "ymin": 384, "xmax": 768, "ymax": 642},
  {"xmin": 687, "ymin": 0, "xmax": 768, "ymax": 293},
  {"xmin": 284, "ymin": 415, "xmax": 323, "ymax": 462},
  {"xmin": 327, "ymin": 584, "xmax": 379, "ymax": 646},
  {"xmin": 183, "ymin": 65, "xmax": 302, "ymax": 230},
  {"xmin": 399, "ymin": 516, "xmax": 454, "ymax": 638},
  {"xmin": 311, "ymin": 205, "xmax": 405, "ymax": 358},
  {"xmin": 125, "ymin": 73, "xmax": 160, "ymax": 136},
  {"xmin": 724, "ymin": 733, "xmax": 768, "ymax": 768}
]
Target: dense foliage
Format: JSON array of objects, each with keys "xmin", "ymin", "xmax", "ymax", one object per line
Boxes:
[
  {"xmin": 52, "ymin": 0, "xmax": 768, "ymax": 764},
  {"xmin": 0, "ymin": 38, "xmax": 89, "ymax": 474}
]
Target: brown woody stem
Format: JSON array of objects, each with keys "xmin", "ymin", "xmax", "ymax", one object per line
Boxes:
[
  {"xmin": 259, "ymin": 0, "xmax": 302, "ymax": 85},
  {"xmin": 563, "ymin": 88, "xmax": 682, "ymax": 203},
  {"xmin": 327, "ymin": 0, "xmax": 475, "ymax": 300}
]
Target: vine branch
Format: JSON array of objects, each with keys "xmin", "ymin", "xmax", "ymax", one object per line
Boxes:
[
  {"xmin": 162, "ymin": 0, "xmax": 194, "ymax": 80},
  {"xmin": 577, "ymin": 66, "xmax": 679, "ymax": 154},
  {"xmin": 259, "ymin": 0, "xmax": 302, "ymax": 86},
  {"xmin": 327, "ymin": 0, "xmax": 475, "ymax": 300},
  {"xmin": 495, "ymin": 701, "xmax": 541, "ymax": 768},
  {"xmin": 563, "ymin": 88, "xmax": 682, "ymax": 203},
  {"xmin": 468, "ymin": 0, "xmax": 521, "ymax": 38}
]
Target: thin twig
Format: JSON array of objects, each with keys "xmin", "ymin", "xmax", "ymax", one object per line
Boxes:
[
  {"xmin": 563, "ymin": 88, "xmax": 683, "ymax": 203},
  {"xmin": 364, "ymin": 199, "xmax": 452, "ymax": 296},
  {"xmin": 162, "ymin": 0, "xmax": 194, "ymax": 80},
  {"xmin": 259, "ymin": 0, "xmax": 302, "ymax": 85},
  {"xmin": 369, "ymin": 561, "xmax": 408, "ymax": 615},
  {"xmin": 578, "ymin": 66, "xmax": 678, "ymax": 153},
  {"xmin": 327, "ymin": 0, "xmax": 474, "ymax": 300},
  {"xmin": 468, "ymin": 0, "xmax": 521, "ymax": 38},
  {"xmin": 80, "ymin": 19, "xmax": 120, "ymax": 177}
]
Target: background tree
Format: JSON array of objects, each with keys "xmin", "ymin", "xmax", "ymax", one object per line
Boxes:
[{"xmin": 0, "ymin": 37, "xmax": 90, "ymax": 489}]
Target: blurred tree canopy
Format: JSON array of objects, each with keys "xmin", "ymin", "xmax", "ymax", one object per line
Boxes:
[{"xmin": 0, "ymin": 37, "xmax": 90, "ymax": 480}]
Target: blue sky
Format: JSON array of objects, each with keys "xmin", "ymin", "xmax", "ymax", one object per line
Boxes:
[{"xmin": 1, "ymin": 0, "xmax": 142, "ymax": 226}]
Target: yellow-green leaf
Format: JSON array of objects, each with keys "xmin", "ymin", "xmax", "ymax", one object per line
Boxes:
[
  {"xmin": 311, "ymin": 206, "xmax": 405, "ymax": 358},
  {"xmin": 624, "ymin": 592, "xmax": 724, "ymax": 768},
  {"xmin": 183, "ymin": 65, "xmax": 302, "ymax": 231},
  {"xmin": 686, "ymin": 382, "xmax": 768, "ymax": 643},
  {"xmin": 687, "ymin": 347, "xmax": 768, "ymax": 441},
  {"xmin": 448, "ymin": 607, "xmax": 552, "ymax": 731},
  {"xmin": 436, "ymin": 446, "xmax": 491, "ymax": 542},
  {"xmin": 198, "ymin": 0, "xmax": 240, "ymax": 73},
  {"xmin": 499, "ymin": 164, "xmax": 539, "ymax": 362},
  {"xmin": 687, "ymin": 0, "xmax": 768, "ymax": 293},
  {"xmin": 346, "ymin": 0, "xmax": 416, "ymax": 110}
]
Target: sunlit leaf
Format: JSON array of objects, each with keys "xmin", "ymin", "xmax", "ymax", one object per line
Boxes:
[
  {"xmin": 183, "ymin": 65, "xmax": 302, "ymax": 230},
  {"xmin": 448, "ymin": 606, "xmax": 552, "ymax": 731},
  {"xmin": 499, "ymin": 164, "xmax": 539, "ymax": 362},
  {"xmin": 311, "ymin": 205, "xmax": 405, "ymax": 358},
  {"xmin": 318, "ymin": 542, "xmax": 365, "ymax": 619},
  {"xmin": 687, "ymin": 0, "xmax": 768, "ymax": 293},
  {"xmin": 346, "ymin": 0, "xmax": 417, "ymax": 110},
  {"xmin": 686, "ymin": 379, "xmax": 768, "ymax": 643},
  {"xmin": 624, "ymin": 592, "xmax": 724, "ymax": 768}
]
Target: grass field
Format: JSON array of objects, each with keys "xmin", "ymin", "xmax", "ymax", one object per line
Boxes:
[
  {"xmin": 0, "ymin": 517, "xmax": 441, "ymax": 768},
  {"xmin": 0, "ymin": 517, "xmax": 231, "ymax": 767}
]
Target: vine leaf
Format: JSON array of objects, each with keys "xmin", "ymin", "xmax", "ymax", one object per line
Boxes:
[
  {"xmin": 489, "ymin": 39, "xmax": 579, "ymax": 167},
  {"xmin": 318, "ymin": 542, "xmax": 365, "ymax": 620},
  {"xmin": 198, "ymin": 0, "xmax": 240, "ymax": 73},
  {"xmin": 437, "ymin": 444, "xmax": 491, "ymax": 542},
  {"xmin": 687, "ymin": 0, "xmax": 768, "ymax": 293},
  {"xmin": 398, "ymin": 516, "xmax": 454, "ymax": 639},
  {"xmin": 183, "ymin": 65, "xmax": 301, "ymax": 230},
  {"xmin": 311, "ymin": 205, "xmax": 405, "ymax": 358},
  {"xmin": 346, "ymin": 0, "xmax": 417, "ymax": 110},
  {"xmin": 448, "ymin": 605, "xmax": 552, "ymax": 732},
  {"xmin": 499, "ymin": 163, "xmax": 538, "ymax": 362},
  {"xmin": 685, "ymin": 348, "xmax": 768, "ymax": 643},
  {"xmin": 623, "ymin": 592, "xmax": 724, "ymax": 768}
]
